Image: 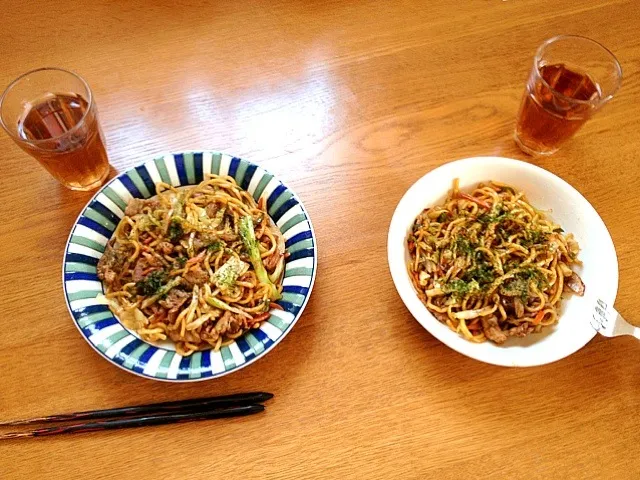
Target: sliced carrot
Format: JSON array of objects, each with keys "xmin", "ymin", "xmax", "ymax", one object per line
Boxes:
[
  {"xmin": 467, "ymin": 318, "xmax": 481, "ymax": 330},
  {"xmin": 270, "ymin": 302, "xmax": 284, "ymax": 310},
  {"xmin": 459, "ymin": 192, "xmax": 491, "ymax": 210},
  {"xmin": 252, "ymin": 312, "xmax": 270, "ymax": 323},
  {"xmin": 185, "ymin": 250, "xmax": 206, "ymax": 265},
  {"xmin": 533, "ymin": 310, "xmax": 545, "ymax": 325},
  {"xmin": 141, "ymin": 267, "xmax": 160, "ymax": 276}
]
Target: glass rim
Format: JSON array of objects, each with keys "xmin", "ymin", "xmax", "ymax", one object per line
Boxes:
[
  {"xmin": 534, "ymin": 34, "xmax": 623, "ymax": 106},
  {"xmin": 0, "ymin": 67, "xmax": 94, "ymax": 146}
]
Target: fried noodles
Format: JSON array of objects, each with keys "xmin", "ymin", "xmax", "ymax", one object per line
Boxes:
[
  {"xmin": 97, "ymin": 174, "xmax": 286, "ymax": 356},
  {"xmin": 407, "ymin": 179, "xmax": 585, "ymax": 344}
]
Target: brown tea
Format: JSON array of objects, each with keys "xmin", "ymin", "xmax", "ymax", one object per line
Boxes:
[
  {"xmin": 18, "ymin": 92, "xmax": 109, "ymax": 190},
  {"xmin": 515, "ymin": 63, "xmax": 601, "ymax": 155}
]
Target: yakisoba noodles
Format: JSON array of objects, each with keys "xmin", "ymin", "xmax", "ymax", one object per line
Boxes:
[
  {"xmin": 97, "ymin": 174, "xmax": 287, "ymax": 356},
  {"xmin": 407, "ymin": 179, "xmax": 585, "ymax": 344}
]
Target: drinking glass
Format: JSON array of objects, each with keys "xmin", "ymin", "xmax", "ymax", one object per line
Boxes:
[
  {"xmin": 0, "ymin": 67, "xmax": 110, "ymax": 190},
  {"xmin": 514, "ymin": 35, "xmax": 622, "ymax": 156}
]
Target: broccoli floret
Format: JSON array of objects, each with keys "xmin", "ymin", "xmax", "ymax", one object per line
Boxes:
[{"xmin": 239, "ymin": 215, "xmax": 281, "ymax": 300}]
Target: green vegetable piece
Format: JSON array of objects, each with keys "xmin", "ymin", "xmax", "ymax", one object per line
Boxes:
[
  {"xmin": 499, "ymin": 267, "xmax": 547, "ymax": 300},
  {"xmin": 205, "ymin": 296, "xmax": 231, "ymax": 310},
  {"xmin": 521, "ymin": 229, "xmax": 549, "ymax": 247},
  {"xmin": 207, "ymin": 240, "xmax": 224, "ymax": 253},
  {"xmin": 155, "ymin": 276, "xmax": 182, "ymax": 298},
  {"xmin": 239, "ymin": 215, "xmax": 281, "ymax": 300},
  {"xmin": 478, "ymin": 210, "xmax": 511, "ymax": 225},
  {"xmin": 463, "ymin": 263, "xmax": 495, "ymax": 287},
  {"xmin": 167, "ymin": 218, "xmax": 184, "ymax": 243},
  {"xmin": 204, "ymin": 296, "xmax": 249, "ymax": 318},
  {"xmin": 213, "ymin": 256, "xmax": 248, "ymax": 293},
  {"xmin": 443, "ymin": 279, "xmax": 480, "ymax": 299},
  {"xmin": 171, "ymin": 192, "xmax": 185, "ymax": 218},
  {"xmin": 136, "ymin": 270, "xmax": 166, "ymax": 296},
  {"xmin": 453, "ymin": 237, "xmax": 475, "ymax": 256},
  {"xmin": 139, "ymin": 276, "xmax": 182, "ymax": 309}
]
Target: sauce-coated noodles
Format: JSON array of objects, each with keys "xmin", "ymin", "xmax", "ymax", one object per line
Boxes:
[
  {"xmin": 407, "ymin": 180, "xmax": 585, "ymax": 344},
  {"xmin": 97, "ymin": 174, "xmax": 286, "ymax": 356}
]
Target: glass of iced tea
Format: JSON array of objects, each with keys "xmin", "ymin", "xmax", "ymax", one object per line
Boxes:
[
  {"xmin": 0, "ymin": 67, "xmax": 110, "ymax": 190},
  {"xmin": 514, "ymin": 35, "xmax": 622, "ymax": 156}
]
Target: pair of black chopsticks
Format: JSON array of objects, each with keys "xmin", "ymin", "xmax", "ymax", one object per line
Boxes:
[{"xmin": 0, "ymin": 392, "xmax": 272, "ymax": 440}]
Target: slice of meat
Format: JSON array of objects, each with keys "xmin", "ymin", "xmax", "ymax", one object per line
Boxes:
[
  {"xmin": 481, "ymin": 315, "xmax": 508, "ymax": 344},
  {"xmin": 219, "ymin": 232, "xmax": 239, "ymax": 242},
  {"xmin": 141, "ymin": 252, "xmax": 161, "ymax": 265},
  {"xmin": 215, "ymin": 310, "xmax": 233, "ymax": 333},
  {"xmin": 131, "ymin": 255, "xmax": 162, "ymax": 282},
  {"xmin": 262, "ymin": 252, "xmax": 281, "ymax": 272},
  {"xmin": 124, "ymin": 198, "xmax": 160, "ymax": 216},
  {"xmin": 432, "ymin": 311, "xmax": 450, "ymax": 324},
  {"xmin": 102, "ymin": 268, "xmax": 116, "ymax": 284},
  {"xmin": 226, "ymin": 313, "xmax": 245, "ymax": 335},
  {"xmin": 513, "ymin": 298, "xmax": 525, "ymax": 319},
  {"xmin": 97, "ymin": 256, "xmax": 111, "ymax": 281},
  {"xmin": 200, "ymin": 323, "xmax": 220, "ymax": 343},
  {"xmin": 507, "ymin": 323, "xmax": 535, "ymax": 337},
  {"xmin": 167, "ymin": 330, "xmax": 183, "ymax": 343},
  {"xmin": 501, "ymin": 297, "xmax": 526, "ymax": 318},
  {"xmin": 214, "ymin": 311, "xmax": 245, "ymax": 335},
  {"xmin": 501, "ymin": 297, "xmax": 513, "ymax": 311},
  {"xmin": 192, "ymin": 238, "xmax": 205, "ymax": 252},
  {"xmin": 183, "ymin": 264, "xmax": 209, "ymax": 288},
  {"xmin": 167, "ymin": 308, "xmax": 180, "ymax": 326},
  {"xmin": 158, "ymin": 242, "xmax": 174, "ymax": 255},
  {"xmin": 97, "ymin": 240, "xmax": 130, "ymax": 282},
  {"xmin": 125, "ymin": 199, "xmax": 145, "ymax": 216},
  {"xmin": 159, "ymin": 289, "xmax": 190, "ymax": 310},
  {"xmin": 564, "ymin": 272, "xmax": 585, "ymax": 296},
  {"xmin": 205, "ymin": 203, "xmax": 219, "ymax": 218},
  {"xmin": 132, "ymin": 260, "xmax": 147, "ymax": 282}
]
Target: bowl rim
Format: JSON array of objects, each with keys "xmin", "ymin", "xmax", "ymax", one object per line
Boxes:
[
  {"xmin": 62, "ymin": 151, "xmax": 318, "ymax": 381},
  {"xmin": 387, "ymin": 156, "xmax": 619, "ymax": 367}
]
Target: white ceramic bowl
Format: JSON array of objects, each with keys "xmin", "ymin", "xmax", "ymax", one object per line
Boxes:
[{"xmin": 387, "ymin": 157, "xmax": 618, "ymax": 367}]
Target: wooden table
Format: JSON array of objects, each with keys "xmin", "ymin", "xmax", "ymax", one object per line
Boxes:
[{"xmin": 1, "ymin": 1, "xmax": 638, "ymax": 478}]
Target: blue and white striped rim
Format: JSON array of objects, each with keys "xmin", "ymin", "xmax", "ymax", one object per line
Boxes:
[{"xmin": 62, "ymin": 152, "xmax": 317, "ymax": 382}]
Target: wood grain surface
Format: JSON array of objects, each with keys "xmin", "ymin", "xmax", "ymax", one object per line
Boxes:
[{"xmin": 1, "ymin": 1, "xmax": 639, "ymax": 478}]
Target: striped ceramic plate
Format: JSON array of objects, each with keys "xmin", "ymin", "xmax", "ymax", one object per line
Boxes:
[{"xmin": 63, "ymin": 152, "xmax": 317, "ymax": 381}]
